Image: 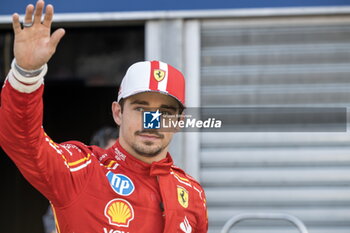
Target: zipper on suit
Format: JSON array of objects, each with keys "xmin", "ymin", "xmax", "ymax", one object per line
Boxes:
[{"xmin": 157, "ymin": 176, "xmax": 166, "ymax": 217}]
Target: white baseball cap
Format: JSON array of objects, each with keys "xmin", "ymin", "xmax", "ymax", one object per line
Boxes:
[{"xmin": 117, "ymin": 60, "xmax": 185, "ymax": 107}]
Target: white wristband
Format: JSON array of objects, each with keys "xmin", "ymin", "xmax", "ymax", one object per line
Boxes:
[
  {"xmin": 11, "ymin": 59, "xmax": 47, "ymax": 85},
  {"xmin": 7, "ymin": 72, "xmax": 44, "ymax": 93},
  {"xmin": 7, "ymin": 59, "xmax": 47, "ymax": 93}
]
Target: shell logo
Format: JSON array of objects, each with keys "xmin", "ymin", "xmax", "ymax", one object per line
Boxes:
[{"xmin": 104, "ymin": 199, "xmax": 134, "ymax": 227}]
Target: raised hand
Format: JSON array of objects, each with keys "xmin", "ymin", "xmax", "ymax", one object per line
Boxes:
[{"xmin": 12, "ymin": 1, "xmax": 65, "ymax": 70}]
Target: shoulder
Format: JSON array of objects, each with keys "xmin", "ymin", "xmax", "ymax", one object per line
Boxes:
[
  {"xmin": 171, "ymin": 165, "xmax": 207, "ymax": 217},
  {"xmin": 171, "ymin": 165, "xmax": 201, "ymax": 184},
  {"xmin": 56, "ymin": 141, "xmax": 109, "ymax": 171},
  {"xmin": 171, "ymin": 165, "xmax": 205, "ymax": 196},
  {"xmin": 57, "ymin": 141, "xmax": 101, "ymax": 164},
  {"xmin": 59, "ymin": 140, "xmax": 92, "ymax": 155},
  {"xmin": 59, "ymin": 141, "xmax": 106, "ymax": 155}
]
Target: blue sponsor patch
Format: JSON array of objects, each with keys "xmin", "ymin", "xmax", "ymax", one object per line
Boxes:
[{"xmin": 106, "ymin": 171, "xmax": 135, "ymax": 196}]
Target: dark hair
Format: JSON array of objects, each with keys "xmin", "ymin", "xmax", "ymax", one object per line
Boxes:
[
  {"xmin": 90, "ymin": 126, "xmax": 118, "ymax": 148},
  {"xmin": 119, "ymin": 98, "xmax": 126, "ymax": 113}
]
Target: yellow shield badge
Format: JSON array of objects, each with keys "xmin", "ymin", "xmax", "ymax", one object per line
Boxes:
[
  {"xmin": 153, "ymin": 69, "xmax": 166, "ymax": 82},
  {"xmin": 177, "ymin": 186, "xmax": 189, "ymax": 208}
]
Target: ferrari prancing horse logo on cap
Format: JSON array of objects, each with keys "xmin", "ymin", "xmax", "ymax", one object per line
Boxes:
[{"xmin": 153, "ymin": 69, "xmax": 166, "ymax": 82}]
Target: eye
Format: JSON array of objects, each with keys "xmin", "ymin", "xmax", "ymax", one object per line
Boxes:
[
  {"xmin": 161, "ymin": 111, "xmax": 169, "ymax": 116},
  {"xmin": 135, "ymin": 107, "xmax": 145, "ymax": 112},
  {"xmin": 161, "ymin": 110, "xmax": 174, "ymax": 116}
]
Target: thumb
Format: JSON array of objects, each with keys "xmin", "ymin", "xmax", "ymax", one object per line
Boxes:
[{"xmin": 49, "ymin": 28, "xmax": 65, "ymax": 51}]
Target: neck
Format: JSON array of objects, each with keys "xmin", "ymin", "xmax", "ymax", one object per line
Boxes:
[{"xmin": 118, "ymin": 138, "xmax": 168, "ymax": 164}]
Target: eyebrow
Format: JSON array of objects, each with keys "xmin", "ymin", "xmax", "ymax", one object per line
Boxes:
[
  {"xmin": 130, "ymin": 100, "xmax": 150, "ymax": 105},
  {"xmin": 159, "ymin": 104, "xmax": 178, "ymax": 112},
  {"xmin": 130, "ymin": 100, "xmax": 178, "ymax": 111}
]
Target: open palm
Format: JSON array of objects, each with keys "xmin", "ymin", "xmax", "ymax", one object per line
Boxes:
[{"xmin": 12, "ymin": 1, "xmax": 65, "ymax": 70}]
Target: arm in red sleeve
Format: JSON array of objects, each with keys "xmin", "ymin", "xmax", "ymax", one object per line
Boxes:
[{"xmin": 0, "ymin": 69, "xmax": 94, "ymax": 207}]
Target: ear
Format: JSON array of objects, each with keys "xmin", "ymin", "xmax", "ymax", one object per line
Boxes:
[{"xmin": 112, "ymin": 101, "xmax": 122, "ymax": 126}]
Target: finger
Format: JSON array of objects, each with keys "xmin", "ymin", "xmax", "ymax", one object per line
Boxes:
[
  {"xmin": 24, "ymin": 4, "xmax": 34, "ymax": 24},
  {"xmin": 43, "ymin": 4, "xmax": 53, "ymax": 28},
  {"xmin": 33, "ymin": 0, "xmax": 45, "ymax": 24},
  {"xmin": 49, "ymin": 28, "xmax": 65, "ymax": 51},
  {"xmin": 12, "ymin": 13, "xmax": 21, "ymax": 34}
]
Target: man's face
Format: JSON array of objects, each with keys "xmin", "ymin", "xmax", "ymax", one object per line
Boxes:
[{"xmin": 113, "ymin": 92, "xmax": 180, "ymax": 159}]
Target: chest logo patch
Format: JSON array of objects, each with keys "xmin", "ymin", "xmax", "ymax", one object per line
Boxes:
[
  {"xmin": 106, "ymin": 171, "xmax": 135, "ymax": 196},
  {"xmin": 105, "ymin": 198, "xmax": 134, "ymax": 227},
  {"xmin": 177, "ymin": 185, "xmax": 189, "ymax": 208}
]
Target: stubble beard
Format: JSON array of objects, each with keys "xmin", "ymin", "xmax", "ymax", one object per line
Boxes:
[
  {"xmin": 131, "ymin": 140, "xmax": 165, "ymax": 157},
  {"xmin": 131, "ymin": 130, "xmax": 170, "ymax": 157}
]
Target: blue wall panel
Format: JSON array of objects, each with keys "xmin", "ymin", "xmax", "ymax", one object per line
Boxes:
[{"xmin": 1, "ymin": 0, "xmax": 350, "ymax": 15}]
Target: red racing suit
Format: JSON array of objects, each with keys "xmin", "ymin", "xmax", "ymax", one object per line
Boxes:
[{"xmin": 0, "ymin": 69, "xmax": 208, "ymax": 233}]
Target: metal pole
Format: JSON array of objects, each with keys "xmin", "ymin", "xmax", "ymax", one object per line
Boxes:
[{"xmin": 220, "ymin": 212, "xmax": 309, "ymax": 233}]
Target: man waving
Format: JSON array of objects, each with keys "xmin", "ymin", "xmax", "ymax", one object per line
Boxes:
[{"xmin": 0, "ymin": 1, "xmax": 208, "ymax": 233}]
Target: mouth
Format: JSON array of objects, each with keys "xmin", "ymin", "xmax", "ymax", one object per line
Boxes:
[
  {"xmin": 135, "ymin": 131, "xmax": 164, "ymax": 140},
  {"xmin": 138, "ymin": 134, "xmax": 162, "ymax": 140}
]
